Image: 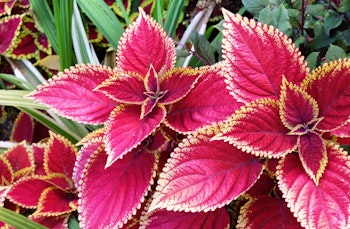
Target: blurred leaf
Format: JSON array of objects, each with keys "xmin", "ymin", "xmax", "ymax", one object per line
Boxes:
[
  {"xmin": 0, "ymin": 207, "xmax": 48, "ymax": 229},
  {"xmin": 35, "ymin": 55, "xmax": 60, "ymax": 71},
  {"xmin": 337, "ymin": 0, "xmax": 350, "ymax": 13},
  {"xmin": 68, "ymin": 215, "xmax": 81, "ymax": 229},
  {"xmin": 324, "ymin": 11, "xmax": 343, "ymax": 35},
  {"xmin": 325, "ymin": 44, "xmax": 346, "ymax": 62},
  {"xmin": 305, "ymin": 4, "xmax": 327, "ymax": 16},
  {"xmin": 342, "ymin": 29, "xmax": 350, "ymax": 46},
  {"xmin": 191, "ymin": 32, "xmax": 216, "ymax": 65},
  {"xmin": 163, "ymin": 0, "xmax": 185, "ymax": 37},
  {"xmin": 242, "ymin": 0, "xmax": 269, "ymax": 15},
  {"xmin": 305, "ymin": 51, "xmax": 319, "ymax": 70},
  {"xmin": 309, "ymin": 31, "xmax": 341, "ymax": 50},
  {"xmin": 259, "ymin": 4, "xmax": 292, "ymax": 37},
  {"xmin": 76, "ymin": 0, "xmax": 124, "ymax": 50}
]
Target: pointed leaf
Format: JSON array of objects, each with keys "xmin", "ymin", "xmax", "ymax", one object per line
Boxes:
[
  {"xmin": 0, "ymin": 155, "xmax": 13, "ymax": 185},
  {"xmin": 78, "ymin": 147, "xmax": 156, "ymax": 229},
  {"xmin": 222, "ymin": 10, "xmax": 308, "ymax": 102},
  {"xmin": 35, "ymin": 186, "xmax": 76, "ymax": 216},
  {"xmin": 302, "ymin": 59, "xmax": 350, "ymax": 131},
  {"xmin": 10, "ymin": 112, "xmax": 34, "ymax": 143},
  {"xmin": 143, "ymin": 207, "xmax": 230, "ymax": 229},
  {"xmin": 97, "ymin": 71, "xmax": 145, "ymax": 104},
  {"xmin": 27, "ymin": 64, "xmax": 118, "ymax": 124},
  {"xmin": 237, "ymin": 195, "xmax": 302, "ymax": 228},
  {"xmin": 0, "ymin": 15, "xmax": 22, "ymax": 54},
  {"xmin": 298, "ymin": 133, "xmax": 327, "ymax": 185},
  {"xmin": 280, "ymin": 78, "xmax": 319, "ymax": 130},
  {"xmin": 149, "ymin": 129, "xmax": 263, "ymax": 212},
  {"xmin": 7, "ymin": 176, "xmax": 52, "ymax": 208},
  {"xmin": 159, "ymin": 67, "xmax": 201, "ymax": 105},
  {"xmin": 277, "ymin": 144, "xmax": 350, "ymax": 229},
  {"xmin": 215, "ymin": 99, "xmax": 297, "ymax": 158},
  {"xmin": 33, "ymin": 144, "xmax": 46, "ymax": 175},
  {"xmin": 144, "ymin": 65, "xmax": 160, "ymax": 94},
  {"xmin": 4, "ymin": 144, "xmax": 33, "ymax": 180},
  {"xmin": 166, "ymin": 65, "xmax": 243, "ymax": 133},
  {"xmin": 105, "ymin": 104, "xmax": 165, "ymax": 167},
  {"xmin": 44, "ymin": 132, "xmax": 77, "ymax": 178},
  {"xmin": 116, "ymin": 8, "xmax": 175, "ymax": 75}
]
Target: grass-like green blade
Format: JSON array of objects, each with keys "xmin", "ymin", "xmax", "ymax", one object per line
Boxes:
[
  {"xmin": 117, "ymin": 0, "xmax": 131, "ymax": 26},
  {"xmin": 163, "ymin": 0, "xmax": 185, "ymax": 37},
  {"xmin": 29, "ymin": 0, "xmax": 58, "ymax": 54},
  {"xmin": 0, "ymin": 207, "xmax": 48, "ymax": 229},
  {"xmin": 76, "ymin": 0, "xmax": 124, "ymax": 50},
  {"xmin": 153, "ymin": 0, "xmax": 165, "ymax": 25}
]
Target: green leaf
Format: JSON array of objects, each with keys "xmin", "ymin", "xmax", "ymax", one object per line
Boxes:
[
  {"xmin": 309, "ymin": 31, "xmax": 342, "ymax": 51},
  {"xmin": 242, "ymin": 0, "xmax": 269, "ymax": 15},
  {"xmin": 305, "ymin": 4, "xmax": 327, "ymax": 17},
  {"xmin": 76, "ymin": 0, "xmax": 124, "ymax": 50},
  {"xmin": 324, "ymin": 11, "xmax": 343, "ymax": 36},
  {"xmin": 305, "ymin": 51, "xmax": 319, "ymax": 71},
  {"xmin": 337, "ymin": 0, "xmax": 350, "ymax": 13},
  {"xmin": 68, "ymin": 215, "xmax": 81, "ymax": 229},
  {"xmin": 163, "ymin": 0, "xmax": 185, "ymax": 37},
  {"xmin": 0, "ymin": 207, "xmax": 48, "ymax": 229},
  {"xmin": 325, "ymin": 44, "xmax": 346, "ymax": 62},
  {"xmin": 190, "ymin": 32, "xmax": 216, "ymax": 65},
  {"xmin": 259, "ymin": 4, "xmax": 292, "ymax": 37}
]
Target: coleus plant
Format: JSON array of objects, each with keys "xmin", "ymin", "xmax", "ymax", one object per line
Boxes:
[{"xmin": 27, "ymin": 8, "xmax": 238, "ymax": 228}]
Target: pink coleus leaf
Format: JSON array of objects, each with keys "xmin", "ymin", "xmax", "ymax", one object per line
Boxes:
[
  {"xmin": 166, "ymin": 65, "xmax": 242, "ymax": 133},
  {"xmin": 4, "ymin": 144, "xmax": 33, "ymax": 180},
  {"xmin": 35, "ymin": 186, "xmax": 76, "ymax": 216},
  {"xmin": 7, "ymin": 176, "xmax": 52, "ymax": 208},
  {"xmin": 149, "ymin": 127, "xmax": 264, "ymax": 212},
  {"xmin": 78, "ymin": 146, "xmax": 156, "ymax": 229},
  {"xmin": 0, "ymin": 15, "xmax": 22, "ymax": 54},
  {"xmin": 116, "ymin": 8, "xmax": 175, "ymax": 75},
  {"xmin": 10, "ymin": 112, "xmax": 34, "ymax": 143},
  {"xmin": 302, "ymin": 59, "xmax": 350, "ymax": 132},
  {"xmin": 32, "ymin": 144, "xmax": 46, "ymax": 175},
  {"xmin": 158, "ymin": 67, "xmax": 201, "ymax": 105},
  {"xmin": 142, "ymin": 207, "xmax": 230, "ymax": 229},
  {"xmin": 279, "ymin": 78, "xmax": 319, "ymax": 131},
  {"xmin": 298, "ymin": 133, "xmax": 327, "ymax": 185},
  {"xmin": 221, "ymin": 9, "xmax": 308, "ymax": 103},
  {"xmin": 27, "ymin": 64, "xmax": 119, "ymax": 124},
  {"xmin": 105, "ymin": 104, "xmax": 165, "ymax": 167},
  {"xmin": 277, "ymin": 144, "xmax": 350, "ymax": 229},
  {"xmin": 237, "ymin": 195, "xmax": 302, "ymax": 229},
  {"xmin": 214, "ymin": 98, "xmax": 298, "ymax": 158},
  {"xmin": 44, "ymin": 132, "xmax": 77, "ymax": 178},
  {"xmin": 97, "ymin": 71, "xmax": 145, "ymax": 104}
]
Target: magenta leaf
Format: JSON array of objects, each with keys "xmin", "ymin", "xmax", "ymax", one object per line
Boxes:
[
  {"xmin": 222, "ymin": 10, "xmax": 308, "ymax": 103},
  {"xmin": 215, "ymin": 99, "xmax": 298, "ymax": 158},
  {"xmin": 237, "ymin": 195, "xmax": 302, "ymax": 228},
  {"xmin": 166, "ymin": 65, "xmax": 243, "ymax": 133},
  {"xmin": 27, "ymin": 64, "xmax": 118, "ymax": 124},
  {"xmin": 149, "ymin": 128, "xmax": 263, "ymax": 212},
  {"xmin": 0, "ymin": 15, "xmax": 22, "ymax": 54},
  {"xmin": 302, "ymin": 59, "xmax": 350, "ymax": 132},
  {"xmin": 143, "ymin": 207, "xmax": 230, "ymax": 229},
  {"xmin": 105, "ymin": 104, "xmax": 165, "ymax": 167},
  {"xmin": 78, "ymin": 147, "xmax": 156, "ymax": 229},
  {"xmin": 116, "ymin": 8, "xmax": 175, "ymax": 75},
  {"xmin": 277, "ymin": 144, "xmax": 350, "ymax": 229}
]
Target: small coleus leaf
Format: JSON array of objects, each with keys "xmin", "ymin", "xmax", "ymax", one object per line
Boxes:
[
  {"xmin": 27, "ymin": 64, "xmax": 119, "ymax": 124},
  {"xmin": 97, "ymin": 71, "xmax": 145, "ymax": 104},
  {"xmin": 149, "ymin": 126, "xmax": 264, "ymax": 212},
  {"xmin": 141, "ymin": 207, "xmax": 230, "ymax": 229},
  {"xmin": 214, "ymin": 98, "xmax": 297, "ymax": 158},
  {"xmin": 166, "ymin": 65, "xmax": 243, "ymax": 133},
  {"xmin": 0, "ymin": 155, "xmax": 13, "ymax": 186},
  {"xmin": 0, "ymin": 15, "xmax": 22, "ymax": 54},
  {"xmin": 279, "ymin": 78, "xmax": 319, "ymax": 131},
  {"xmin": 7, "ymin": 176, "xmax": 52, "ymax": 208},
  {"xmin": 10, "ymin": 112, "xmax": 34, "ymax": 143},
  {"xmin": 302, "ymin": 59, "xmax": 350, "ymax": 132},
  {"xmin": 221, "ymin": 9, "xmax": 308, "ymax": 103},
  {"xmin": 298, "ymin": 133, "xmax": 327, "ymax": 185},
  {"xmin": 35, "ymin": 186, "xmax": 77, "ymax": 216},
  {"xmin": 5, "ymin": 143, "xmax": 34, "ymax": 181},
  {"xmin": 77, "ymin": 145, "xmax": 156, "ymax": 229},
  {"xmin": 104, "ymin": 104, "xmax": 165, "ymax": 167},
  {"xmin": 116, "ymin": 8, "xmax": 175, "ymax": 75},
  {"xmin": 277, "ymin": 143, "xmax": 350, "ymax": 229},
  {"xmin": 7, "ymin": 32, "xmax": 37, "ymax": 59},
  {"xmin": 44, "ymin": 132, "xmax": 77, "ymax": 178},
  {"xmin": 158, "ymin": 67, "xmax": 201, "ymax": 105},
  {"xmin": 237, "ymin": 195, "xmax": 302, "ymax": 228}
]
